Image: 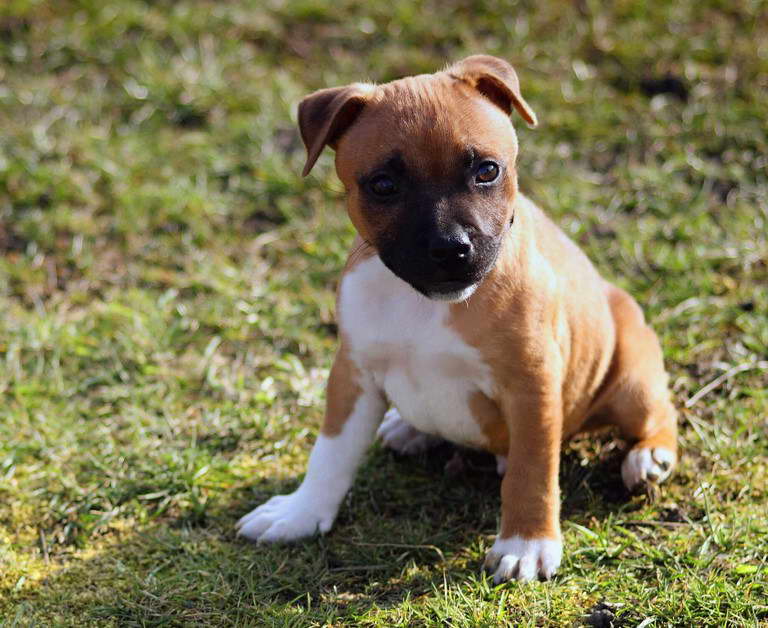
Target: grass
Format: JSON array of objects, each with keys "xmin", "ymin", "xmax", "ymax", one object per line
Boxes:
[{"xmin": 0, "ymin": 0, "xmax": 766, "ymax": 625}]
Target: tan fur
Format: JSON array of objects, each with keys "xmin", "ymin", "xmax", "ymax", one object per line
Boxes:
[
  {"xmin": 321, "ymin": 237, "xmax": 376, "ymax": 437},
  {"xmin": 468, "ymin": 390, "xmax": 508, "ymax": 456},
  {"xmin": 321, "ymin": 342, "xmax": 362, "ymax": 437},
  {"xmin": 334, "ymin": 77, "xmax": 518, "ymax": 247},
  {"xmin": 302, "ymin": 57, "xmax": 677, "ymax": 545}
]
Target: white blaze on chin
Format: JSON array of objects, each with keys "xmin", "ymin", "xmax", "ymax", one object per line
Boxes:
[{"xmin": 427, "ymin": 282, "xmax": 478, "ymax": 302}]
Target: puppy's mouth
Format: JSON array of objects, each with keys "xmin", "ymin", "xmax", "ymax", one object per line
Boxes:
[
  {"xmin": 376, "ymin": 231, "xmax": 503, "ymax": 303},
  {"xmin": 378, "ymin": 248, "xmax": 498, "ymax": 303},
  {"xmin": 396, "ymin": 267, "xmax": 489, "ymax": 302}
]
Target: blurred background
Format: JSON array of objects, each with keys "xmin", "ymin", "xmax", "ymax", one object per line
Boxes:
[{"xmin": 1, "ymin": 1, "xmax": 766, "ymax": 624}]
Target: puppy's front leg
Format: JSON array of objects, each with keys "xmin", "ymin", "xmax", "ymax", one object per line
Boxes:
[
  {"xmin": 485, "ymin": 389, "xmax": 564, "ymax": 583},
  {"xmin": 237, "ymin": 347, "xmax": 384, "ymax": 543}
]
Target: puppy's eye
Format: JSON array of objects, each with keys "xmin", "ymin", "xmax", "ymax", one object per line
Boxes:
[
  {"xmin": 368, "ymin": 174, "xmax": 398, "ymax": 197},
  {"xmin": 475, "ymin": 161, "xmax": 500, "ymax": 184}
]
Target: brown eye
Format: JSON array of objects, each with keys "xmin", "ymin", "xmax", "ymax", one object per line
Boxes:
[
  {"xmin": 475, "ymin": 161, "xmax": 500, "ymax": 184},
  {"xmin": 369, "ymin": 174, "xmax": 398, "ymax": 197}
]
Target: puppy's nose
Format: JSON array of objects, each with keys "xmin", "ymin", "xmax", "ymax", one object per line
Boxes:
[{"xmin": 428, "ymin": 233, "xmax": 473, "ymax": 267}]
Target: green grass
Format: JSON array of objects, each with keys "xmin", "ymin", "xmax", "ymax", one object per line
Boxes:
[{"xmin": 1, "ymin": 0, "xmax": 767, "ymax": 625}]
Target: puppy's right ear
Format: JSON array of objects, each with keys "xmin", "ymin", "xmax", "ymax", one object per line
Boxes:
[{"xmin": 298, "ymin": 84, "xmax": 372, "ymax": 176}]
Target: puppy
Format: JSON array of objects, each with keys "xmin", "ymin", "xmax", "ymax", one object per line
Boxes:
[{"xmin": 237, "ymin": 56, "xmax": 677, "ymax": 582}]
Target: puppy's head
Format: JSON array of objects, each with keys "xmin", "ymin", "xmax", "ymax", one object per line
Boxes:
[{"xmin": 299, "ymin": 55, "xmax": 537, "ymax": 302}]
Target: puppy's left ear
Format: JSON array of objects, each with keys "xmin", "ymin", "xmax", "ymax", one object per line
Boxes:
[
  {"xmin": 449, "ymin": 55, "xmax": 538, "ymax": 127},
  {"xmin": 298, "ymin": 84, "xmax": 373, "ymax": 176}
]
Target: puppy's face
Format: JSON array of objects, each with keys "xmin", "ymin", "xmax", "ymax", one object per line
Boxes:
[{"xmin": 299, "ymin": 56, "xmax": 537, "ymax": 301}]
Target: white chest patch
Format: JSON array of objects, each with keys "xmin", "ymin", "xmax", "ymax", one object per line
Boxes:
[{"xmin": 339, "ymin": 256, "xmax": 494, "ymax": 449}]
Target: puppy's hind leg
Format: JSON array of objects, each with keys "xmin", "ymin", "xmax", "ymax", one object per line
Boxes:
[
  {"xmin": 598, "ymin": 286, "xmax": 678, "ymax": 491},
  {"xmin": 377, "ymin": 408, "xmax": 443, "ymax": 455}
]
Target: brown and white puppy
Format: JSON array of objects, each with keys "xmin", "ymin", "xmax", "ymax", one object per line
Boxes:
[{"xmin": 236, "ymin": 56, "xmax": 678, "ymax": 582}]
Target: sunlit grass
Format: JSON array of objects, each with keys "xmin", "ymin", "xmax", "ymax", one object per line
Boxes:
[{"xmin": 1, "ymin": 0, "xmax": 766, "ymax": 624}]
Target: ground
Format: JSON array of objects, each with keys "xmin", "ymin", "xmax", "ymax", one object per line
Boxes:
[{"xmin": 1, "ymin": 0, "xmax": 767, "ymax": 625}]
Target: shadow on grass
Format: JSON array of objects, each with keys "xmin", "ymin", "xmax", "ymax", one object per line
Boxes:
[{"xmin": 22, "ymin": 435, "xmax": 640, "ymax": 623}]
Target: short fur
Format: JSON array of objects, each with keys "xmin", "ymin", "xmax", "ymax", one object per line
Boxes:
[{"xmin": 237, "ymin": 56, "xmax": 678, "ymax": 583}]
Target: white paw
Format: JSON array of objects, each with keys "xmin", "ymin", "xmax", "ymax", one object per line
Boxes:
[
  {"xmin": 484, "ymin": 536, "xmax": 562, "ymax": 583},
  {"xmin": 377, "ymin": 408, "xmax": 442, "ymax": 455},
  {"xmin": 235, "ymin": 491, "xmax": 335, "ymax": 543},
  {"xmin": 495, "ymin": 455, "xmax": 507, "ymax": 476},
  {"xmin": 621, "ymin": 447, "xmax": 676, "ymax": 490}
]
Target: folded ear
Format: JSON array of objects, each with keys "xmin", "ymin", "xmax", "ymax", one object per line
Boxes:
[
  {"xmin": 449, "ymin": 55, "xmax": 537, "ymax": 127},
  {"xmin": 298, "ymin": 84, "xmax": 373, "ymax": 176}
]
